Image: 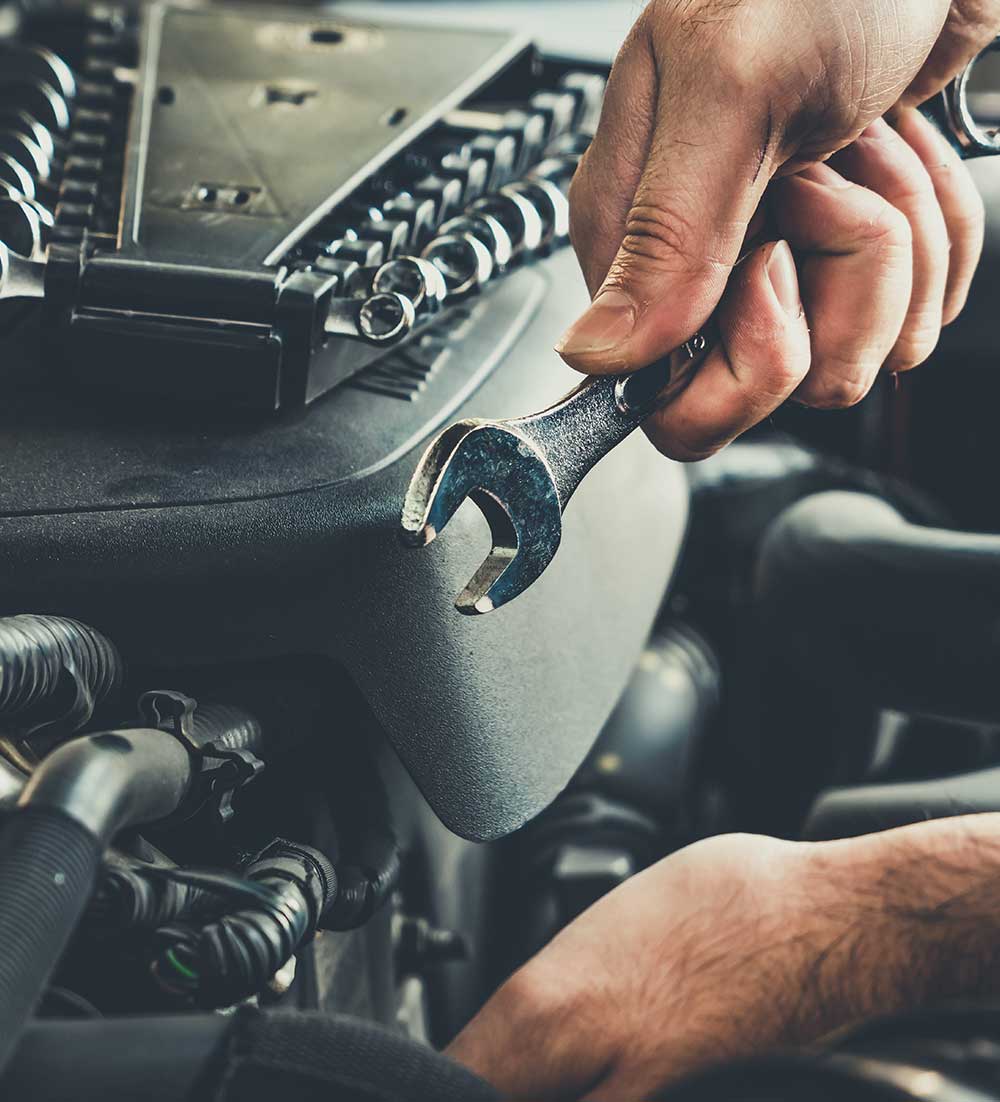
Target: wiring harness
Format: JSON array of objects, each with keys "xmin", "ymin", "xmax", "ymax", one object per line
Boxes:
[{"xmin": 92, "ymin": 841, "xmax": 337, "ymax": 1008}]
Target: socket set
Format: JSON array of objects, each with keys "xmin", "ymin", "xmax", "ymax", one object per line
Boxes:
[{"xmin": 0, "ymin": 1, "xmax": 605, "ymax": 412}]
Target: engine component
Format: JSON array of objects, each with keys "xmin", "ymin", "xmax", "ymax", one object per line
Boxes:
[
  {"xmin": 660, "ymin": 1006, "xmax": 1000, "ymax": 1102},
  {"xmin": 502, "ymin": 624, "xmax": 720, "ymax": 964},
  {"xmin": 1, "ymin": 1009, "xmax": 502, "ymax": 1101},
  {"xmin": 77, "ymin": 701, "xmax": 401, "ymax": 1008},
  {"xmin": 150, "ymin": 840, "xmax": 337, "ymax": 1008},
  {"xmin": 0, "ymin": 17, "xmax": 682, "ymax": 843},
  {"xmin": 0, "ymin": 725, "xmax": 198, "ymax": 1074},
  {"xmin": 394, "ymin": 915, "xmax": 468, "ymax": 977},
  {"xmin": 321, "ymin": 739, "xmax": 401, "ymax": 932},
  {"xmin": 0, "ymin": 614, "xmax": 331, "ymax": 1067},
  {"xmin": 0, "ymin": 612, "xmax": 122, "ymax": 769},
  {"xmin": 756, "ymin": 491, "xmax": 1000, "ymax": 721},
  {"xmin": 747, "ymin": 489, "xmax": 1000, "ymax": 834},
  {"xmin": 572, "ymin": 624, "xmax": 721, "ymax": 830},
  {"xmin": 805, "ymin": 762, "xmax": 1000, "ymax": 841}
]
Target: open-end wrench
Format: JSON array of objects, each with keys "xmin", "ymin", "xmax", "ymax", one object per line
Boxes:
[
  {"xmin": 400, "ymin": 336, "xmax": 710, "ymax": 614},
  {"xmin": 400, "ymin": 46, "xmax": 1000, "ymax": 615}
]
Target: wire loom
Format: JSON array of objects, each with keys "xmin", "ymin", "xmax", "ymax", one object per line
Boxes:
[
  {"xmin": 0, "ymin": 614, "xmax": 122, "ymax": 769},
  {"xmin": 97, "ymin": 842, "xmax": 337, "ymax": 1009}
]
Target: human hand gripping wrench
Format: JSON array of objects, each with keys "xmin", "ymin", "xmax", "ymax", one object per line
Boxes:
[{"xmin": 401, "ymin": 40, "xmax": 1000, "ymax": 615}]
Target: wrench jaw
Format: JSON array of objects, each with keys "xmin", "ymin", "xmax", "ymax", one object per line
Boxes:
[
  {"xmin": 400, "ymin": 422, "xmax": 564, "ymax": 614},
  {"xmin": 454, "ymin": 488, "xmax": 518, "ymax": 615},
  {"xmin": 400, "ymin": 420, "xmax": 488, "ymax": 548},
  {"xmin": 453, "ymin": 494, "xmax": 561, "ymax": 614}
]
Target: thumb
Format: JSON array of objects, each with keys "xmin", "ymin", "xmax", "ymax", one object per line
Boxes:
[{"xmin": 558, "ymin": 52, "xmax": 777, "ymax": 374}]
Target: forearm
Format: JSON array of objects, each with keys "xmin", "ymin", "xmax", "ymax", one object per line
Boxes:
[
  {"xmin": 806, "ymin": 814, "xmax": 1000, "ymax": 1025},
  {"xmin": 450, "ymin": 817, "xmax": 1000, "ymax": 1100}
]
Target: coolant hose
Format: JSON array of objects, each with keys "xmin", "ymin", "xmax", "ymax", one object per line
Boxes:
[{"xmin": 0, "ymin": 727, "xmax": 195, "ymax": 1074}]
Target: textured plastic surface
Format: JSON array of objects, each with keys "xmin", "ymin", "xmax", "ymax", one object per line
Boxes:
[{"xmin": 0, "ymin": 248, "xmax": 687, "ymax": 841}]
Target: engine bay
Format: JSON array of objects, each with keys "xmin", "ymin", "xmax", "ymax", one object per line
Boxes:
[{"xmin": 1, "ymin": 2, "xmax": 1000, "ymax": 1099}]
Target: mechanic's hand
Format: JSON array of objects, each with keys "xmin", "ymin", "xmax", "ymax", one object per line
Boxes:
[
  {"xmin": 557, "ymin": 1, "xmax": 998, "ymax": 461},
  {"xmin": 449, "ymin": 817, "xmax": 1000, "ymax": 1101}
]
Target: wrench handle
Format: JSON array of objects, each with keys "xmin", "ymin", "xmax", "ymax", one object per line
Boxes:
[{"xmin": 514, "ymin": 335, "xmax": 711, "ymax": 506}]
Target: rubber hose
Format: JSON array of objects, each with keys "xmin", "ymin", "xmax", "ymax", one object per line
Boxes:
[
  {"xmin": 156, "ymin": 842, "xmax": 336, "ymax": 1007},
  {"xmin": 0, "ymin": 807, "xmax": 102, "ymax": 1076},
  {"xmin": 87, "ymin": 865, "xmax": 215, "ymax": 933},
  {"xmin": 755, "ymin": 491, "xmax": 1000, "ymax": 720},
  {"xmin": 0, "ymin": 615, "xmax": 122, "ymax": 741},
  {"xmin": 323, "ymin": 751, "xmax": 400, "ymax": 931},
  {"xmin": 190, "ymin": 702, "xmax": 265, "ymax": 754},
  {"xmin": 0, "ymin": 728, "xmax": 194, "ymax": 1074}
]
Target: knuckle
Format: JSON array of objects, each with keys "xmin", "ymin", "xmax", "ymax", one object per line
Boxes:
[
  {"xmin": 644, "ymin": 421, "xmax": 727, "ymax": 463},
  {"xmin": 861, "ymin": 203, "xmax": 913, "ymax": 253},
  {"xmin": 945, "ymin": 2, "xmax": 1000, "ymax": 52},
  {"xmin": 892, "ymin": 171, "xmax": 938, "ymax": 210},
  {"xmin": 620, "ymin": 202, "xmax": 697, "ymax": 268},
  {"xmin": 609, "ymin": 200, "xmax": 727, "ymax": 290},
  {"xmin": 644, "ymin": 0, "xmax": 752, "ymax": 61},
  {"xmin": 887, "ymin": 320, "xmax": 942, "ymax": 373},
  {"xmin": 798, "ymin": 365, "xmax": 876, "ymax": 409},
  {"xmin": 754, "ymin": 360, "xmax": 812, "ymax": 408},
  {"xmin": 729, "ymin": 321, "xmax": 811, "ymax": 395},
  {"xmin": 729, "ymin": 346, "xmax": 811, "ymax": 415}
]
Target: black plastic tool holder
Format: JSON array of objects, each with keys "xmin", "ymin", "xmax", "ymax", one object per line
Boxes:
[{"xmin": 13, "ymin": 2, "xmax": 544, "ymax": 411}]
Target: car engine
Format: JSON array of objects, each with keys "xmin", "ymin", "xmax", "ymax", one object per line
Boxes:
[{"xmin": 0, "ymin": 2, "xmax": 999, "ymax": 1099}]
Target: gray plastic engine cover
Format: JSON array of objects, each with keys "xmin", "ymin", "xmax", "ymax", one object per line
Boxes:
[{"xmin": 0, "ymin": 248, "xmax": 688, "ymax": 841}]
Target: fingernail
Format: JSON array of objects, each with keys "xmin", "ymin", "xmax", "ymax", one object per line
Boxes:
[
  {"xmin": 555, "ymin": 288, "xmax": 636, "ymax": 360},
  {"xmin": 799, "ymin": 162, "xmax": 852, "ymax": 189},
  {"xmin": 765, "ymin": 240, "xmax": 801, "ymax": 317}
]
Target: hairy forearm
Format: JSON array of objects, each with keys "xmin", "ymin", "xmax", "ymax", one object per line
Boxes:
[
  {"xmin": 450, "ymin": 816, "xmax": 1000, "ymax": 1101},
  {"xmin": 805, "ymin": 815, "xmax": 1000, "ymax": 1025}
]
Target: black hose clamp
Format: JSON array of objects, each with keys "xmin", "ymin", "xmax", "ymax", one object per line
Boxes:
[{"xmin": 137, "ymin": 690, "xmax": 264, "ymax": 824}]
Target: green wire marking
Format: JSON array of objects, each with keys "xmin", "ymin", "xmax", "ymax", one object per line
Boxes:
[{"xmin": 165, "ymin": 947, "xmax": 200, "ymax": 982}]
